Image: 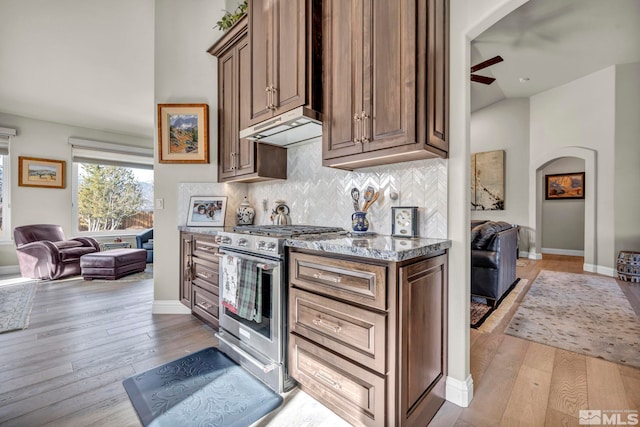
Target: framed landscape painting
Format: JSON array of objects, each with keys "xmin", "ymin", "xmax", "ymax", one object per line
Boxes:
[
  {"xmin": 545, "ymin": 172, "xmax": 585, "ymax": 200},
  {"xmin": 18, "ymin": 156, "xmax": 65, "ymax": 189},
  {"xmin": 157, "ymin": 104, "xmax": 209, "ymax": 164},
  {"xmin": 186, "ymin": 196, "xmax": 227, "ymax": 226}
]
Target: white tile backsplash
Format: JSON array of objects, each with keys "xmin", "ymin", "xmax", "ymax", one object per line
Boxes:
[{"xmin": 246, "ymin": 140, "xmax": 447, "ymax": 238}]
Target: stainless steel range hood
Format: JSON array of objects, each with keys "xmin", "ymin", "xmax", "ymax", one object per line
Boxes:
[{"xmin": 239, "ymin": 106, "xmax": 322, "ymax": 147}]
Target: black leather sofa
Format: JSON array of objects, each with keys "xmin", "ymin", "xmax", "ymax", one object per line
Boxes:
[{"xmin": 471, "ymin": 221, "xmax": 518, "ymax": 306}]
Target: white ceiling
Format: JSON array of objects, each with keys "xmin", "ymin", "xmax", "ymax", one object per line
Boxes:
[
  {"xmin": 471, "ymin": 0, "xmax": 640, "ymax": 112},
  {"xmin": 0, "ymin": 1, "xmax": 638, "ymax": 135},
  {"xmin": 0, "ymin": 0, "xmax": 154, "ymax": 138}
]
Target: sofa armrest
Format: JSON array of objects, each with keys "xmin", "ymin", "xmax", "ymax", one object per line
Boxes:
[
  {"xmin": 472, "ymin": 249, "xmax": 499, "ymax": 269},
  {"xmin": 71, "ymin": 237, "xmax": 101, "ymax": 251},
  {"xmin": 17, "ymin": 241, "xmax": 61, "ymax": 263}
]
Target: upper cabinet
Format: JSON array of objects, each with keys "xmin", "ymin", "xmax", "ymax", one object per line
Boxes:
[
  {"xmin": 322, "ymin": 0, "xmax": 449, "ymax": 170},
  {"xmin": 247, "ymin": 0, "xmax": 323, "ymax": 126},
  {"xmin": 209, "ymin": 16, "xmax": 287, "ymax": 183}
]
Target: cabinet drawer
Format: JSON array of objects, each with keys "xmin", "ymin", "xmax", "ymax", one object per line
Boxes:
[
  {"xmin": 289, "ymin": 335, "xmax": 385, "ymax": 427},
  {"xmin": 193, "ymin": 258, "xmax": 219, "ymax": 295},
  {"xmin": 192, "ymin": 286, "xmax": 219, "ymax": 329},
  {"xmin": 192, "ymin": 235, "xmax": 220, "ymax": 261},
  {"xmin": 290, "ymin": 288, "xmax": 386, "ymax": 374},
  {"xmin": 290, "ymin": 252, "xmax": 386, "ymax": 310}
]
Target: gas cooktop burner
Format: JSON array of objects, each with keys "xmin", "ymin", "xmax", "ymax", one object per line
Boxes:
[{"xmin": 233, "ymin": 224, "xmax": 346, "ymax": 237}]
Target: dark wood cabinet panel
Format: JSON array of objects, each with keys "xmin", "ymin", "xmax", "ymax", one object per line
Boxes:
[
  {"xmin": 209, "ymin": 16, "xmax": 286, "ymax": 183},
  {"xmin": 398, "ymin": 254, "xmax": 448, "ymax": 425},
  {"xmin": 323, "ymin": 0, "xmax": 448, "ymax": 170},
  {"xmin": 180, "ymin": 231, "xmax": 221, "ymax": 330},
  {"xmin": 288, "ymin": 248, "xmax": 448, "ymax": 426},
  {"xmin": 247, "ymin": 0, "xmax": 320, "ymax": 126}
]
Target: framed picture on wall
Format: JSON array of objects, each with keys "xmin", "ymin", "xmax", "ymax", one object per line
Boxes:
[
  {"xmin": 18, "ymin": 156, "xmax": 66, "ymax": 189},
  {"xmin": 545, "ymin": 172, "xmax": 585, "ymax": 200},
  {"xmin": 157, "ymin": 103, "xmax": 209, "ymax": 164}
]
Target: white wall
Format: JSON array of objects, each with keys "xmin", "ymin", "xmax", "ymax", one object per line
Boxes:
[
  {"xmin": 153, "ymin": 0, "xmax": 227, "ymax": 308},
  {"xmin": 530, "ymin": 66, "xmax": 616, "ymax": 270},
  {"xmin": 614, "ymin": 63, "xmax": 640, "ymax": 257},
  {"xmin": 470, "ymin": 98, "xmax": 530, "ymax": 251},
  {"xmin": 541, "ymin": 157, "xmax": 585, "ymax": 254},
  {"xmin": 0, "ymin": 112, "xmax": 151, "ymax": 268}
]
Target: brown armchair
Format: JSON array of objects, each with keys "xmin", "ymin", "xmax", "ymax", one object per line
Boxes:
[{"xmin": 14, "ymin": 224, "xmax": 100, "ymax": 280}]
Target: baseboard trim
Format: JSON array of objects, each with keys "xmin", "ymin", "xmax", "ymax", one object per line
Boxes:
[
  {"xmin": 583, "ymin": 263, "xmax": 616, "ymax": 277},
  {"xmin": 0, "ymin": 265, "xmax": 20, "ymax": 276},
  {"xmin": 152, "ymin": 300, "xmax": 191, "ymax": 314},
  {"xmin": 446, "ymin": 375, "xmax": 474, "ymax": 407},
  {"xmin": 541, "ymin": 248, "xmax": 585, "ymax": 257},
  {"xmin": 528, "ymin": 252, "xmax": 542, "ymax": 260}
]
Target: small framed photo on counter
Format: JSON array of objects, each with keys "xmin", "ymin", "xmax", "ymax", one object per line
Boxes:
[{"xmin": 391, "ymin": 206, "xmax": 418, "ymax": 238}]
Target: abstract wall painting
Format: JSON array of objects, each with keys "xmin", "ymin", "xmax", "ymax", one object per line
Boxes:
[{"xmin": 471, "ymin": 150, "xmax": 505, "ymax": 210}]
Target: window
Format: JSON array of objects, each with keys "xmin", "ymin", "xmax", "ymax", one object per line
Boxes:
[
  {"xmin": 0, "ymin": 135, "xmax": 10, "ymax": 241},
  {"xmin": 0, "ymin": 154, "xmax": 10, "ymax": 241},
  {"xmin": 70, "ymin": 138, "xmax": 154, "ymax": 235}
]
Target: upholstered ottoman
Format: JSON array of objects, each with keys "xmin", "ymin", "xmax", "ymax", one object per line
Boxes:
[{"xmin": 80, "ymin": 248, "xmax": 147, "ymax": 280}]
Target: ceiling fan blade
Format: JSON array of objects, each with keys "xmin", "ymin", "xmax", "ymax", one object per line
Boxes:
[
  {"xmin": 470, "ymin": 74, "xmax": 496, "ymax": 85},
  {"xmin": 470, "ymin": 55, "xmax": 504, "ymax": 73}
]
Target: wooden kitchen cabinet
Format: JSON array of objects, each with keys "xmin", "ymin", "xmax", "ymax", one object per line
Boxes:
[
  {"xmin": 208, "ymin": 16, "xmax": 287, "ymax": 183},
  {"xmin": 179, "ymin": 231, "xmax": 221, "ymax": 330},
  {"xmin": 246, "ymin": 0, "xmax": 323, "ymax": 126},
  {"xmin": 288, "ymin": 249, "xmax": 448, "ymax": 426},
  {"xmin": 322, "ymin": 0, "xmax": 449, "ymax": 170}
]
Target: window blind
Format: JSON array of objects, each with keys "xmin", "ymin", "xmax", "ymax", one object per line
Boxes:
[
  {"xmin": 69, "ymin": 137, "xmax": 153, "ymax": 170},
  {"xmin": 0, "ymin": 141, "xmax": 8, "ymax": 156}
]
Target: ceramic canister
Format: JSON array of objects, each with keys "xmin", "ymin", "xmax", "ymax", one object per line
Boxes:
[{"xmin": 236, "ymin": 196, "xmax": 255, "ymax": 225}]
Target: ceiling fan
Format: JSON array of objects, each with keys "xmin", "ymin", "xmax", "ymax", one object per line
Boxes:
[{"xmin": 470, "ymin": 55, "xmax": 504, "ymax": 85}]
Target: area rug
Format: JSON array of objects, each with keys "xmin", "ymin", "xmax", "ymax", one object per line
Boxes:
[
  {"xmin": 471, "ymin": 278, "xmax": 526, "ymax": 331},
  {"xmin": 0, "ymin": 281, "xmax": 38, "ymax": 333},
  {"xmin": 123, "ymin": 347, "xmax": 283, "ymax": 427},
  {"xmin": 506, "ymin": 270, "xmax": 640, "ymax": 368}
]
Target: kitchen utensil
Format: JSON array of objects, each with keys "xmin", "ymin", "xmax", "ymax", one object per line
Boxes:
[
  {"xmin": 362, "ymin": 190, "xmax": 379, "ymax": 212},
  {"xmin": 350, "ymin": 187, "xmax": 361, "ymax": 212},
  {"xmin": 361, "ymin": 186, "xmax": 374, "ymax": 210},
  {"xmin": 274, "ymin": 203, "xmax": 291, "ymax": 225}
]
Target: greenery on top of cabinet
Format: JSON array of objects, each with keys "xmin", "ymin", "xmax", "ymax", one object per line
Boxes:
[{"xmin": 214, "ymin": 1, "xmax": 247, "ymax": 31}]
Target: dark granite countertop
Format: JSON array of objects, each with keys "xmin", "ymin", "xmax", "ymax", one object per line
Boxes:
[{"xmin": 285, "ymin": 234, "xmax": 451, "ymax": 262}]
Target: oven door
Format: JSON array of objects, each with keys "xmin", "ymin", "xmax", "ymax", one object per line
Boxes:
[{"xmin": 217, "ymin": 247, "xmax": 283, "ymax": 364}]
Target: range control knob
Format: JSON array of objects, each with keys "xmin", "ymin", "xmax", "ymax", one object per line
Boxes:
[
  {"xmin": 266, "ymin": 242, "xmax": 277, "ymax": 251},
  {"xmin": 220, "ymin": 236, "xmax": 232, "ymax": 244},
  {"xmin": 238, "ymin": 238, "xmax": 248, "ymax": 247},
  {"xmin": 257, "ymin": 241, "xmax": 267, "ymax": 250}
]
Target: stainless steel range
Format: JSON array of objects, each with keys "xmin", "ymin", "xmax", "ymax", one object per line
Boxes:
[{"xmin": 215, "ymin": 225, "xmax": 346, "ymax": 393}]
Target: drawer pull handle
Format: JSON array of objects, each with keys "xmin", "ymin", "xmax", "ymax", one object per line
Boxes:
[
  {"xmin": 312, "ymin": 272, "xmax": 342, "ymax": 283},
  {"xmin": 197, "ymin": 301, "xmax": 213, "ymax": 310},
  {"xmin": 196, "ymin": 272, "xmax": 212, "ymax": 279},
  {"xmin": 312, "ymin": 318, "xmax": 342, "ymax": 334},
  {"xmin": 197, "ymin": 246, "xmax": 217, "ymax": 252},
  {"xmin": 314, "ymin": 370, "xmax": 342, "ymax": 389}
]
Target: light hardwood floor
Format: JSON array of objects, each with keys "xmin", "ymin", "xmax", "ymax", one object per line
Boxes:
[
  {"xmin": 431, "ymin": 255, "xmax": 640, "ymax": 427},
  {"xmin": 1, "ymin": 256, "xmax": 638, "ymax": 426}
]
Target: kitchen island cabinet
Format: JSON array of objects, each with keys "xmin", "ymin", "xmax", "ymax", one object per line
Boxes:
[
  {"xmin": 208, "ymin": 16, "xmax": 287, "ymax": 183},
  {"xmin": 288, "ymin": 247, "xmax": 448, "ymax": 426},
  {"xmin": 322, "ymin": 0, "xmax": 448, "ymax": 170}
]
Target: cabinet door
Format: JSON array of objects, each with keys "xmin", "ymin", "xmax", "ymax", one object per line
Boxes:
[
  {"xmin": 398, "ymin": 254, "xmax": 447, "ymax": 424},
  {"xmin": 362, "ymin": 0, "xmax": 416, "ymax": 152},
  {"xmin": 235, "ymin": 38, "xmax": 256, "ymax": 176},
  {"xmin": 248, "ymin": 0, "xmax": 273, "ymax": 125},
  {"xmin": 427, "ymin": 0, "xmax": 448, "ymax": 152},
  {"xmin": 322, "ymin": 0, "xmax": 364, "ymax": 160},
  {"xmin": 271, "ymin": 0, "xmax": 306, "ymax": 114},
  {"xmin": 218, "ymin": 48, "xmax": 239, "ymax": 181},
  {"xmin": 179, "ymin": 233, "xmax": 193, "ymax": 308}
]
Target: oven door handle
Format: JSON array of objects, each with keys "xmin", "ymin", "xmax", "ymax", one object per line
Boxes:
[
  {"xmin": 219, "ymin": 251, "xmax": 279, "ymax": 273},
  {"xmin": 215, "ymin": 333, "xmax": 278, "ymax": 373}
]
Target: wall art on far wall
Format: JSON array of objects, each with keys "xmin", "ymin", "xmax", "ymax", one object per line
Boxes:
[
  {"xmin": 471, "ymin": 149, "xmax": 505, "ymax": 210},
  {"xmin": 186, "ymin": 196, "xmax": 227, "ymax": 226},
  {"xmin": 157, "ymin": 103, "xmax": 209, "ymax": 164},
  {"xmin": 18, "ymin": 156, "xmax": 66, "ymax": 189},
  {"xmin": 545, "ymin": 172, "xmax": 585, "ymax": 200}
]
